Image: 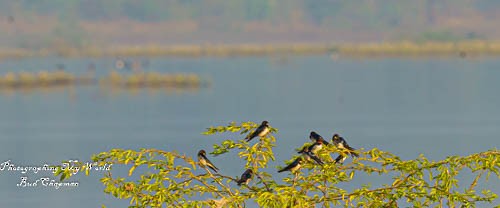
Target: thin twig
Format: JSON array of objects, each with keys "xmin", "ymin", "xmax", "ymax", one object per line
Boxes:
[
  {"xmin": 255, "ymin": 173, "xmax": 272, "ymax": 192},
  {"xmin": 468, "ymin": 169, "xmax": 485, "ymax": 192}
]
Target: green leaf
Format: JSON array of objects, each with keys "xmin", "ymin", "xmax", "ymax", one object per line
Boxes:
[{"xmin": 128, "ymin": 166, "xmax": 137, "ymax": 176}]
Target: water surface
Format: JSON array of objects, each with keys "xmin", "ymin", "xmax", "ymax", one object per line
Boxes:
[{"xmin": 0, "ymin": 56, "xmax": 499, "ymax": 207}]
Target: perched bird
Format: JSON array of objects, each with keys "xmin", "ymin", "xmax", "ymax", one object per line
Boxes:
[
  {"xmin": 278, "ymin": 157, "xmax": 303, "ymax": 173},
  {"xmin": 298, "ymin": 146, "xmax": 324, "ymax": 165},
  {"xmin": 244, "ymin": 121, "xmax": 270, "ymax": 142},
  {"xmin": 197, "ymin": 150, "xmax": 219, "ymax": 172},
  {"xmin": 237, "ymin": 169, "xmax": 253, "ymax": 186},
  {"xmin": 332, "ymin": 134, "xmax": 359, "ymax": 164},
  {"xmin": 332, "ymin": 134, "xmax": 359, "ymax": 156},
  {"xmin": 308, "ymin": 139, "xmax": 324, "ymax": 154},
  {"xmin": 309, "ymin": 131, "xmax": 330, "ymax": 146}
]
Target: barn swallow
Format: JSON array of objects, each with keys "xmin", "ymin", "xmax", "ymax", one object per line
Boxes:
[
  {"xmin": 278, "ymin": 157, "xmax": 303, "ymax": 173},
  {"xmin": 245, "ymin": 121, "xmax": 270, "ymax": 142},
  {"xmin": 308, "ymin": 139, "xmax": 324, "ymax": 155},
  {"xmin": 237, "ymin": 169, "xmax": 253, "ymax": 186},
  {"xmin": 197, "ymin": 150, "xmax": 219, "ymax": 172},
  {"xmin": 309, "ymin": 131, "xmax": 330, "ymax": 146},
  {"xmin": 332, "ymin": 134, "xmax": 359, "ymax": 158},
  {"xmin": 298, "ymin": 146, "xmax": 324, "ymax": 165}
]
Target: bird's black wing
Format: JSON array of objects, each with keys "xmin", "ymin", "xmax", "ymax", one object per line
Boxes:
[
  {"xmin": 334, "ymin": 154, "xmax": 346, "ymax": 164},
  {"xmin": 308, "ymin": 152, "xmax": 324, "ymax": 165},
  {"xmin": 245, "ymin": 125, "xmax": 264, "ymax": 142},
  {"xmin": 346, "ymin": 145, "xmax": 359, "ymax": 157},
  {"xmin": 278, "ymin": 159, "xmax": 298, "ymax": 173},
  {"xmin": 278, "ymin": 163, "xmax": 292, "ymax": 173},
  {"xmin": 245, "ymin": 132, "xmax": 257, "ymax": 142},
  {"xmin": 342, "ymin": 138, "xmax": 359, "ymax": 157},
  {"xmin": 204, "ymin": 156, "xmax": 219, "ymax": 172}
]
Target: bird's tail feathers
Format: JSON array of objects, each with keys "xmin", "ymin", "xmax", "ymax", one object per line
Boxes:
[
  {"xmin": 209, "ymin": 166, "xmax": 219, "ymax": 172},
  {"xmin": 346, "ymin": 146, "xmax": 359, "ymax": 157},
  {"xmin": 345, "ymin": 145, "xmax": 355, "ymax": 151},
  {"xmin": 244, "ymin": 133, "xmax": 255, "ymax": 142},
  {"xmin": 310, "ymin": 155, "xmax": 324, "ymax": 165},
  {"xmin": 345, "ymin": 146, "xmax": 359, "ymax": 157},
  {"xmin": 350, "ymin": 151, "xmax": 360, "ymax": 157},
  {"xmin": 334, "ymin": 155, "xmax": 345, "ymax": 164}
]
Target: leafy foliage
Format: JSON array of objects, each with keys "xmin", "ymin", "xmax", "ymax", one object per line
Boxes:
[{"xmin": 55, "ymin": 121, "xmax": 499, "ymax": 207}]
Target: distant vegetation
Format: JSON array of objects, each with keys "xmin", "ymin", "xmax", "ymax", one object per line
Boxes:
[
  {"xmin": 1, "ymin": 0, "xmax": 499, "ymax": 25},
  {"xmin": 2, "ymin": 41, "xmax": 500, "ymax": 59},
  {"xmin": 101, "ymin": 70, "xmax": 207, "ymax": 89},
  {"xmin": 1, "ymin": 0, "xmax": 500, "ymax": 49},
  {"xmin": 0, "ymin": 69, "xmax": 208, "ymax": 93}
]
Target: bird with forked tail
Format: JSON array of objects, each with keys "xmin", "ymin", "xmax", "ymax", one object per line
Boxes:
[
  {"xmin": 244, "ymin": 121, "xmax": 270, "ymax": 142},
  {"xmin": 308, "ymin": 139, "xmax": 324, "ymax": 155},
  {"xmin": 197, "ymin": 150, "xmax": 219, "ymax": 172},
  {"xmin": 332, "ymin": 134, "xmax": 359, "ymax": 164},
  {"xmin": 278, "ymin": 157, "xmax": 303, "ymax": 173}
]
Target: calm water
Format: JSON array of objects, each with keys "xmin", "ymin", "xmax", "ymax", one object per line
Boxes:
[{"xmin": 0, "ymin": 56, "xmax": 499, "ymax": 207}]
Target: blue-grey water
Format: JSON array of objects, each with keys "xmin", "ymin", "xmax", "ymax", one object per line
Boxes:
[{"xmin": 0, "ymin": 55, "xmax": 499, "ymax": 207}]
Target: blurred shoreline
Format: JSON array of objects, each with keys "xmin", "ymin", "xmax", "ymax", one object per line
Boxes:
[{"xmin": 1, "ymin": 41, "xmax": 500, "ymax": 59}]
